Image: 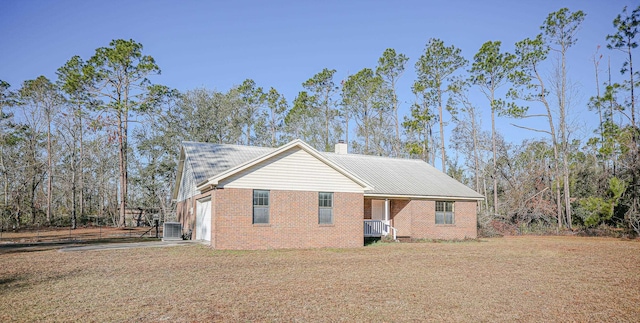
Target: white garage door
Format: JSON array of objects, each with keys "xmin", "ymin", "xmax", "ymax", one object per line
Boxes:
[{"xmin": 196, "ymin": 197, "xmax": 212, "ymax": 241}]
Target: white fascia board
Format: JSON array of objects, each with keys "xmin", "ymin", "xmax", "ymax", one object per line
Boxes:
[{"xmin": 364, "ymin": 193, "xmax": 485, "ymax": 201}]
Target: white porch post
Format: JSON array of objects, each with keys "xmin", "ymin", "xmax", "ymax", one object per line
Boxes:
[
  {"xmin": 384, "ymin": 199, "xmax": 396, "ymax": 240},
  {"xmin": 384, "ymin": 199, "xmax": 390, "ymax": 222}
]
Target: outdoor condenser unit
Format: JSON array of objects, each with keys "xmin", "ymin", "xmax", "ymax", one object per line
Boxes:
[{"xmin": 163, "ymin": 222, "xmax": 182, "ymax": 241}]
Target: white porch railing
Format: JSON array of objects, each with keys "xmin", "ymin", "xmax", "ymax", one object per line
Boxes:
[{"xmin": 364, "ymin": 220, "xmax": 397, "ymax": 240}]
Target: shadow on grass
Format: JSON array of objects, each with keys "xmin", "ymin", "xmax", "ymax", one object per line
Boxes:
[
  {"xmin": 0, "ymin": 226, "xmax": 161, "ymax": 243},
  {"xmin": 364, "ymin": 237, "xmax": 487, "ymax": 246},
  {"xmin": 0, "ymin": 275, "xmax": 30, "ymax": 294},
  {"xmin": 0, "ymin": 269, "xmax": 86, "ymax": 295},
  {"xmin": 364, "ymin": 237, "xmax": 381, "ymax": 246},
  {"xmin": 0, "ymin": 276, "xmax": 18, "ymax": 286},
  {"xmin": 401, "ymin": 237, "xmax": 487, "ymax": 243},
  {"xmin": 0, "ymin": 237, "xmax": 161, "ymax": 254}
]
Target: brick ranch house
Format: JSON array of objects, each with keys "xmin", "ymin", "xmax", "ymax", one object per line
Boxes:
[{"xmin": 173, "ymin": 139, "xmax": 484, "ymax": 250}]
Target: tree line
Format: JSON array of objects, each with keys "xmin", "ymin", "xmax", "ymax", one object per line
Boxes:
[{"xmin": 1, "ymin": 6, "xmax": 638, "ymax": 235}]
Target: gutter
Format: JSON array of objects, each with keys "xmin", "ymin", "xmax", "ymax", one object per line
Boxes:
[{"xmin": 364, "ymin": 193, "xmax": 485, "ymax": 201}]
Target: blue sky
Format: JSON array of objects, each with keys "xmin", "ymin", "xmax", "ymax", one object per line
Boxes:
[{"xmin": 1, "ymin": 0, "xmax": 636, "ymax": 166}]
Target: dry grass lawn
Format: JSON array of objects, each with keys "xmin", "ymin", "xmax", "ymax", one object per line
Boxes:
[{"xmin": 1, "ymin": 236, "xmax": 639, "ymax": 322}]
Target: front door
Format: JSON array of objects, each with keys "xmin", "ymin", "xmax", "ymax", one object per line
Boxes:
[{"xmin": 371, "ymin": 200, "xmax": 385, "ymax": 221}]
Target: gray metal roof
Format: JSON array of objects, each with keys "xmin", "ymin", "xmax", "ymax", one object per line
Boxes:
[
  {"xmin": 180, "ymin": 141, "xmax": 483, "ymax": 199},
  {"xmin": 182, "ymin": 141, "xmax": 274, "ymax": 184},
  {"xmin": 323, "ymin": 153, "xmax": 483, "ymax": 199}
]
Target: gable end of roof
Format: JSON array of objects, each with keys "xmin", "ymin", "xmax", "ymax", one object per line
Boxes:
[{"xmin": 196, "ymin": 139, "xmax": 373, "ymax": 191}]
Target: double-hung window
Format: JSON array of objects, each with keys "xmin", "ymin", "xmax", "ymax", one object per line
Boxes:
[
  {"xmin": 253, "ymin": 190, "xmax": 269, "ymax": 224},
  {"xmin": 435, "ymin": 201, "xmax": 454, "ymax": 224},
  {"xmin": 318, "ymin": 192, "xmax": 333, "ymax": 224}
]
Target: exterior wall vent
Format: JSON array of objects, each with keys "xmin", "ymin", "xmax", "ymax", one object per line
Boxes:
[{"xmin": 163, "ymin": 222, "xmax": 183, "ymax": 241}]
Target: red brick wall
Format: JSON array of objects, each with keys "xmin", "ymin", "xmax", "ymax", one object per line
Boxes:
[
  {"xmin": 363, "ymin": 198, "xmax": 477, "ymax": 240},
  {"xmin": 363, "ymin": 198, "xmax": 372, "ymax": 219},
  {"xmin": 175, "ymin": 191, "xmax": 212, "ymax": 241},
  {"xmin": 409, "ymin": 200, "xmax": 477, "ymax": 239},
  {"xmin": 390, "ymin": 200, "xmax": 411, "ymax": 237},
  {"xmin": 214, "ymin": 188, "xmax": 363, "ymax": 250},
  {"xmin": 210, "ymin": 190, "xmax": 216, "ymax": 249},
  {"xmin": 175, "ymin": 197, "xmax": 194, "ymax": 237},
  {"xmin": 178, "ymin": 192, "xmax": 478, "ymax": 247}
]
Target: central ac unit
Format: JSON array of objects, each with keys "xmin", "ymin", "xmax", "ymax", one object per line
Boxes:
[{"xmin": 163, "ymin": 222, "xmax": 182, "ymax": 241}]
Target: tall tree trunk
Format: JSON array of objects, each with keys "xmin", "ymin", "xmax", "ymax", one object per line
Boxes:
[
  {"xmin": 560, "ymin": 49, "xmax": 572, "ymax": 229},
  {"xmin": 246, "ymin": 125, "xmax": 250, "ymax": 146},
  {"xmin": 629, "ymin": 42, "xmax": 636, "ymax": 133},
  {"xmin": 535, "ymin": 67, "xmax": 563, "ymax": 229},
  {"xmin": 430, "ymin": 123, "xmax": 436, "ymax": 166},
  {"xmin": 47, "ymin": 114, "xmax": 52, "ymax": 224},
  {"xmin": 15, "ymin": 205, "xmax": 21, "ymax": 229},
  {"xmin": 271, "ymin": 110, "xmax": 276, "ymax": 147},
  {"xmin": 364, "ymin": 108, "xmax": 370, "ymax": 154},
  {"xmin": 79, "ymin": 109, "xmax": 84, "ymax": 219},
  {"xmin": 118, "ymin": 109, "xmax": 127, "ymax": 227},
  {"xmin": 98, "ymin": 158, "xmax": 104, "ymax": 221},
  {"xmin": 0, "ymin": 104, "xmax": 6, "ymax": 208},
  {"xmin": 553, "ymin": 147, "xmax": 562, "ymax": 229},
  {"xmin": 627, "ymin": 41, "xmax": 639, "ymax": 230},
  {"xmin": 593, "ymin": 51, "xmax": 604, "ymax": 173},
  {"xmin": 393, "ymin": 80, "xmax": 400, "ymax": 157},
  {"xmin": 470, "ymin": 106, "xmax": 483, "ymax": 213},
  {"xmin": 1, "ymin": 146, "xmax": 8, "ymax": 207},
  {"xmin": 439, "ymin": 88, "xmax": 446, "ymax": 172},
  {"xmin": 345, "ymin": 115, "xmax": 350, "ymax": 153},
  {"xmin": 608, "ymin": 58, "xmax": 618, "ymax": 175},
  {"xmin": 324, "ymin": 89, "xmax": 330, "ymax": 151},
  {"xmin": 595, "ymin": 78, "xmax": 603, "ymax": 146},
  {"xmin": 421, "ymin": 128, "xmax": 427, "ymax": 162},
  {"xmin": 30, "ymin": 136, "xmax": 38, "ymax": 225},
  {"xmin": 71, "ymin": 156, "xmax": 77, "ymax": 230},
  {"xmin": 491, "ymin": 94, "xmax": 498, "ymax": 215},
  {"xmin": 471, "ymin": 107, "xmax": 480, "ymax": 195},
  {"xmin": 562, "ymin": 156, "xmax": 571, "ymax": 228},
  {"xmin": 113, "ymin": 180, "xmax": 119, "ymax": 225},
  {"xmin": 325, "ymin": 109, "xmax": 330, "ymax": 151},
  {"xmin": 482, "ymin": 173, "xmax": 489, "ymax": 212},
  {"xmin": 30, "ymin": 175, "xmax": 37, "ymax": 224}
]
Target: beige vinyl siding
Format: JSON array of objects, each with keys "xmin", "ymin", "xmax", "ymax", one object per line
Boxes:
[
  {"xmin": 177, "ymin": 159, "xmax": 197, "ymax": 202},
  {"xmin": 219, "ymin": 147, "xmax": 365, "ymax": 193}
]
